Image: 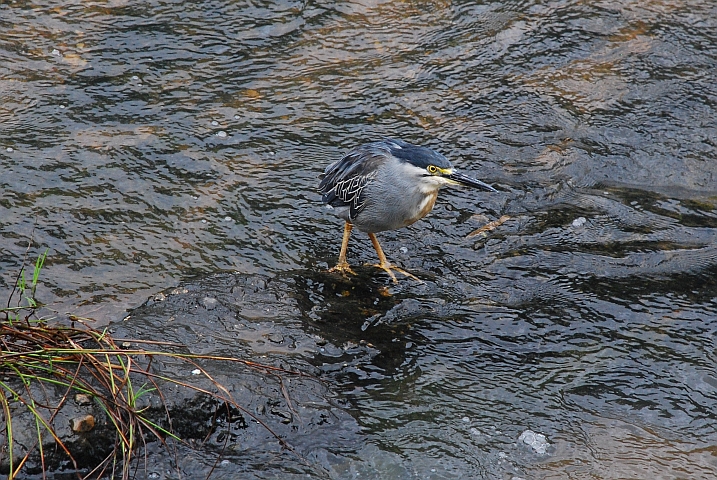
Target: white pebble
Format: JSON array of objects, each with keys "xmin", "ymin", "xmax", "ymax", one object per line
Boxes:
[
  {"xmin": 399, "ymin": 247, "xmax": 408, "ymax": 254},
  {"xmin": 191, "ymin": 369, "xmax": 201, "ymax": 375},
  {"xmin": 202, "ymin": 297, "xmax": 218, "ymax": 309},
  {"xmin": 51, "ymin": 48, "xmax": 61, "ymax": 56},
  {"xmin": 211, "ymin": 120, "xmax": 219, "ymax": 126},
  {"xmin": 216, "ymin": 130, "xmax": 227, "ymax": 138},
  {"xmin": 462, "ymin": 416, "xmax": 470, "ymax": 423},
  {"xmin": 224, "ymin": 216, "xmax": 232, "ymax": 221},
  {"xmin": 131, "ymin": 75, "xmax": 139, "ymax": 80},
  {"xmin": 6, "ymin": 147, "xmax": 13, "ymax": 152},
  {"xmin": 571, "ymin": 217, "xmax": 586, "ymax": 228},
  {"xmin": 234, "ymin": 115, "xmax": 240, "ymax": 119},
  {"xmin": 201, "ymin": 219, "xmax": 207, "ymax": 223},
  {"xmin": 518, "ymin": 429, "xmax": 550, "ymax": 455}
]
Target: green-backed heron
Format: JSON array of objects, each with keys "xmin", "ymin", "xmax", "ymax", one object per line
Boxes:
[{"xmin": 319, "ymin": 139, "xmax": 497, "ymax": 282}]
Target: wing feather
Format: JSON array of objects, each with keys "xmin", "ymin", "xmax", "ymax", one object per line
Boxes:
[{"xmin": 319, "ymin": 144, "xmax": 389, "ymax": 221}]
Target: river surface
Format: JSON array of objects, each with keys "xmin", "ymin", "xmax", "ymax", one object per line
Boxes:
[{"xmin": 1, "ymin": 0, "xmax": 716, "ymax": 478}]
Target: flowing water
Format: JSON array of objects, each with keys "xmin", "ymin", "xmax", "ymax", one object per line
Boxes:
[{"xmin": 1, "ymin": 0, "xmax": 716, "ymax": 478}]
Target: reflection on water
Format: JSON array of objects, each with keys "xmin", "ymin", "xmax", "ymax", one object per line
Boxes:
[{"xmin": 1, "ymin": 0, "xmax": 716, "ymax": 478}]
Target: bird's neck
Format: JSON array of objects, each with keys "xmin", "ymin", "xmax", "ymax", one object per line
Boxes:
[{"xmin": 404, "ymin": 190, "xmax": 438, "ymax": 226}]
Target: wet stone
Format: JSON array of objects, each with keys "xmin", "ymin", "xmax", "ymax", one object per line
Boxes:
[
  {"xmin": 266, "ymin": 332, "xmax": 284, "ymax": 344},
  {"xmin": 518, "ymin": 429, "xmax": 550, "ymax": 455},
  {"xmin": 201, "ymin": 296, "xmax": 218, "ymax": 309},
  {"xmin": 270, "ymin": 408, "xmax": 293, "ymax": 424},
  {"xmin": 70, "ymin": 414, "xmax": 95, "ymax": 433},
  {"xmin": 101, "ymin": 272, "xmax": 366, "ymax": 476},
  {"xmin": 1, "ymin": 272, "xmax": 371, "ymax": 478},
  {"xmin": 571, "ymin": 217, "xmax": 587, "ymax": 228},
  {"xmin": 74, "ymin": 394, "xmax": 93, "ymax": 406}
]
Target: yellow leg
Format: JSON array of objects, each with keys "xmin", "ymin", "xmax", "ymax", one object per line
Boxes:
[
  {"xmin": 329, "ymin": 222, "xmax": 357, "ymax": 276},
  {"xmin": 368, "ymin": 233, "xmax": 421, "ymax": 284}
]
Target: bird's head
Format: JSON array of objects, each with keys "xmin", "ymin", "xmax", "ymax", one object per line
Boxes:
[{"xmin": 384, "ymin": 139, "xmax": 497, "ymax": 194}]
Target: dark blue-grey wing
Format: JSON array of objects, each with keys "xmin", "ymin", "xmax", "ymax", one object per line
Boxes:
[{"xmin": 319, "ymin": 145, "xmax": 388, "ymax": 221}]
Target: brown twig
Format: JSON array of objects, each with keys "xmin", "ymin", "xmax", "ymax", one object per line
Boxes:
[{"xmin": 467, "ymin": 215, "xmax": 511, "ymax": 238}]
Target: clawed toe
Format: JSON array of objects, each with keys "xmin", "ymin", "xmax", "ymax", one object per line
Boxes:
[
  {"xmin": 372, "ymin": 262, "xmax": 422, "ymax": 284},
  {"xmin": 328, "ymin": 262, "xmax": 357, "ymax": 277}
]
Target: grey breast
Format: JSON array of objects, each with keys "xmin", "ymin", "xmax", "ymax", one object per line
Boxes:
[{"xmin": 353, "ymin": 160, "xmax": 429, "ymax": 233}]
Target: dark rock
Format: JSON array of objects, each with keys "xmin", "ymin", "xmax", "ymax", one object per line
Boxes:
[{"xmin": 3, "ymin": 272, "xmax": 383, "ymax": 478}]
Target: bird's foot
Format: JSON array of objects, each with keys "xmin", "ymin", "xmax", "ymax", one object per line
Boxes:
[
  {"xmin": 371, "ymin": 262, "xmax": 422, "ymax": 284},
  {"xmin": 329, "ymin": 262, "xmax": 357, "ymax": 277}
]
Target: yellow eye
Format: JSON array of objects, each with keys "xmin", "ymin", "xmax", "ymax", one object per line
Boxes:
[{"xmin": 427, "ymin": 165, "xmax": 438, "ymax": 174}]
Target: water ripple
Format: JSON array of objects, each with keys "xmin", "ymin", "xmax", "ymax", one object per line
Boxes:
[{"xmin": 2, "ymin": 0, "xmax": 717, "ymax": 477}]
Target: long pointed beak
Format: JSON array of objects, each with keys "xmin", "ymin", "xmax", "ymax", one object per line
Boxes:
[{"xmin": 446, "ymin": 172, "xmax": 497, "ymax": 192}]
